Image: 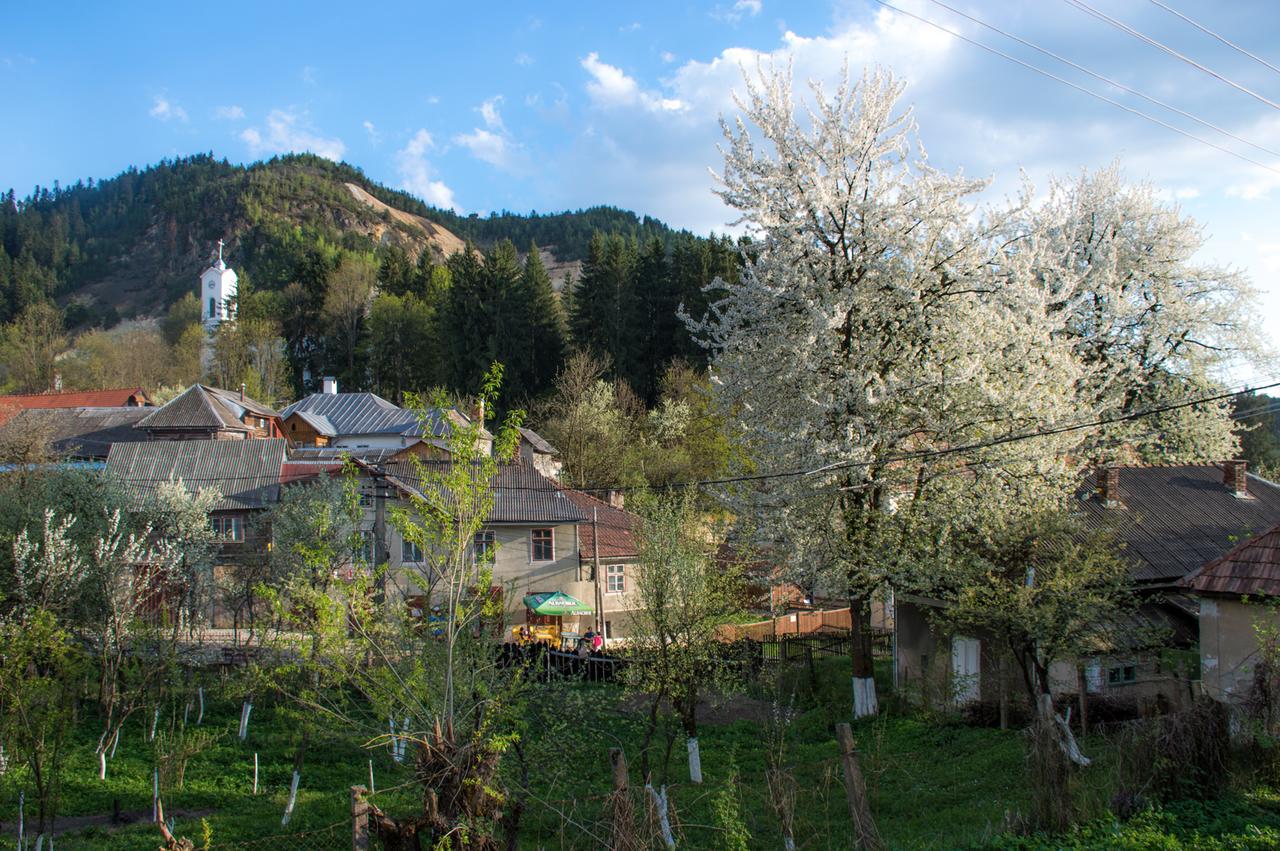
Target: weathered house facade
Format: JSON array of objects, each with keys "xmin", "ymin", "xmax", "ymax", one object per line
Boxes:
[{"xmin": 895, "ymin": 462, "xmax": 1280, "ymax": 709}]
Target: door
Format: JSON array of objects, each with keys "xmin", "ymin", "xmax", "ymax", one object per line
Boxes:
[{"xmin": 952, "ymin": 637, "xmax": 981, "ymax": 704}]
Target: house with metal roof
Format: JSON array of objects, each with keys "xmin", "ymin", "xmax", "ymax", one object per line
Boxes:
[
  {"xmin": 0, "ymin": 387, "xmax": 152, "ymax": 426},
  {"xmin": 4, "ymin": 406, "xmax": 150, "ymax": 461},
  {"xmin": 280, "ymin": 379, "xmax": 490, "ymax": 457},
  {"xmin": 894, "ymin": 461, "xmax": 1280, "ymax": 712},
  {"xmin": 517, "ymin": 427, "xmax": 563, "ymax": 480},
  {"xmin": 1183, "ymin": 519, "xmax": 1280, "ymax": 704},
  {"xmin": 563, "ymin": 488, "xmax": 641, "ymax": 640},
  {"xmin": 137, "ymin": 385, "xmax": 283, "ymax": 441}
]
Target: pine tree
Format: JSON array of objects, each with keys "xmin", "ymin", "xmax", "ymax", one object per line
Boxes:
[
  {"xmin": 517, "ymin": 242, "xmax": 567, "ymax": 401},
  {"xmin": 571, "ymin": 232, "xmax": 637, "ymax": 384}
]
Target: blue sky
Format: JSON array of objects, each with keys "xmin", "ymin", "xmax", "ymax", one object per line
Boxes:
[{"xmin": 4, "ymin": 0, "xmax": 1280, "ymax": 361}]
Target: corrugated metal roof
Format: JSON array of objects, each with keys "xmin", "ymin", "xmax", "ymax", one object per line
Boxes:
[
  {"xmin": 281, "ymin": 393, "xmax": 490, "ymax": 441},
  {"xmin": 0, "ymin": 388, "xmax": 151, "ymax": 425},
  {"xmin": 294, "ymin": 410, "xmax": 336, "ymax": 436},
  {"xmin": 378, "ymin": 460, "xmax": 587, "ymax": 524},
  {"xmin": 105, "ymin": 438, "xmax": 286, "ymax": 511},
  {"xmin": 138, "ymin": 385, "xmax": 272, "ymax": 432},
  {"xmin": 1183, "ymin": 524, "xmax": 1280, "ymax": 597},
  {"xmin": 1077, "ymin": 465, "xmax": 1280, "ymax": 585},
  {"xmin": 7, "ymin": 406, "xmax": 150, "ymax": 459}
]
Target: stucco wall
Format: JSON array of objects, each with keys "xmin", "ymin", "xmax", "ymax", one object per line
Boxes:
[{"xmin": 1200, "ymin": 597, "xmax": 1270, "ymax": 703}]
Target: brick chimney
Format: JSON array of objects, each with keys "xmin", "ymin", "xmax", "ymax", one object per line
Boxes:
[
  {"xmin": 1223, "ymin": 459, "xmax": 1249, "ymax": 499},
  {"xmin": 1096, "ymin": 465, "xmax": 1122, "ymax": 509}
]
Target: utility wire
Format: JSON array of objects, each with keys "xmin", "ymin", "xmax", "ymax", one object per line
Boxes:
[
  {"xmin": 872, "ymin": 0, "xmax": 1280, "ymax": 177},
  {"xmin": 1065, "ymin": 0, "xmax": 1280, "ymax": 113},
  {"xmin": 921, "ymin": 0, "xmax": 1280, "ymax": 160},
  {"xmin": 1146, "ymin": 0, "xmax": 1280, "ymax": 78}
]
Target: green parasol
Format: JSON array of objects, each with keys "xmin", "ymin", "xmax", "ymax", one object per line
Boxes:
[{"xmin": 522, "ymin": 591, "xmax": 594, "ymax": 616}]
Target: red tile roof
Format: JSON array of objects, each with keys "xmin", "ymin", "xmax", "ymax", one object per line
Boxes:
[
  {"xmin": 1182, "ymin": 523, "xmax": 1280, "ymax": 597},
  {"xmin": 0, "ymin": 388, "xmax": 151, "ymax": 424},
  {"xmin": 564, "ymin": 490, "xmax": 637, "ymax": 560}
]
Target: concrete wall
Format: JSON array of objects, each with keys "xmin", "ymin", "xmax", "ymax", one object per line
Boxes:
[{"xmin": 1200, "ymin": 596, "xmax": 1270, "ymax": 703}]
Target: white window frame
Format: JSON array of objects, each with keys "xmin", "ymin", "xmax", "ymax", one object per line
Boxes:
[
  {"xmin": 474, "ymin": 529, "xmax": 496, "ymax": 563},
  {"xmin": 530, "ymin": 528, "xmax": 554, "ymax": 562},
  {"xmin": 606, "ymin": 563, "xmax": 625, "ymax": 594}
]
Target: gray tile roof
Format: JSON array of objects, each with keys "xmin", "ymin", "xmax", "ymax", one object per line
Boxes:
[
  {"xmin": 519, "ymin": 427, "xmax": 559, "ymax": 456},
  {"xmin": 1077, "ymin": 465, "xmax": 1280, "ymax": 585},
  {"xmin": 377, "ymin": 460, "xmax": 587, "ymax": 525},
  {"xmin": 105, "ymin": 438, "xmax": 287, "ymax": 511},
  {"xmin": 8, "ymin": 406, "xmax": 150, "ymax": 459},
  {"xmin": 137, "ymin": 385, "xmax": 279, "ymax": 433},
  {"xmin": 281, "ymin": 393, "xmax": 490, "ymax": 441}
]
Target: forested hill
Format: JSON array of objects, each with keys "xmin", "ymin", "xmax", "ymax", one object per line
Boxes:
[
  {"xmin": 0, "ymin": 153, "xmax": 688, "ymax": 328},
  {"xmin": 0, "ymin": 153, "xmax": 741, "ymax": 410}
]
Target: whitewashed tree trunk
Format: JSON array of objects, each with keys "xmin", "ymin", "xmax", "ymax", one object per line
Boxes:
[
  {"xmin": 18, "ymin": 790, "xmax": 24, "ymax": 849},
  {"xmin": 238, "ymin": 702, "xmax": 253, "ymax": 740},
  {"xmin": 281, "ymin": 770, "xmax": 300, "ymax": 826},
  {"xmin": 109, "ymin": 727, "xmax": 120, "ymax": 760},
  {"xmin": 1038, "ymin": 693, "xmax": 1090, "ymax": 766},
  {"xmin": 852, "ymin": 677, "xmax": 878, "ymax": 718},
  {"xmin": 645, "ymin": 784, "xmax": 676, "ymax": 850},
  {"xmin": 149, "ymin": 707, "xmax": 159, "ymax": 742},
  {"xmin": 252, "ymin": 753, "xmax": 258, "ymax": 795},
  {"xmin": 152, "ymin": 767, "xmax": 159, "ymax": 822},
  {"xmin": 686, "ymin": 737, "xmax": 702, "ymax": 783},
  {"xmin": 368, "ymin": 759, "xmax": 375, "ymax": 794},
  {"xmin": 196, "ymin": 688, "xmax": 204, "ymax": 725},
  {"xmin": 98, "ymin": 750, "xmax": 106, "ymax": 781}
]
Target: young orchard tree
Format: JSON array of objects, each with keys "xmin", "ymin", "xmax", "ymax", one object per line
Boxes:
[
  {"xmin": 267, "ymin": 366, "xmax": 530, "ymax": 848},
  {"xmin": 935, "ymin": 503, "xmax": 1136, "ymax": 766},
  {"xmin": 259, "ymin": 468, "xmax": 366, "ymax": 826},
  {"xmin": 691, "ymin": 63, "xmax": 1077, "ymax": 717},
  {"xmin": 627, "ymin": 492, "xmax": 743, "ymax": 792}
]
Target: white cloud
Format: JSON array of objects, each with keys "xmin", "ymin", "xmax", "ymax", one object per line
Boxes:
[
  {"xmin": 454, "ymin": 96, "xmax": 522, "ymax": 170},
  {"xmin": 581, "ymin": 52, "xmax": 684, "ymax": 112},
  {"xmin": 734, "ymin": 0, "xmax": 762, "ymax": 16},
  {"xmin": 149, "ymin": 96, "xmax": 188, "ymax": 122},
  {"xmin": 240, "ymin": 109, "xmax": 346, "ymax": 161},
  {"xmin": 363, "ymin": 120, "xmax": 381, "ymax": 144},
  {"xmin": 455, "ymin": 128, "xmax": 512, "ymax": 168},
  {"xmin": 479, "ymin": 96, "xmax": 505, "ymax": 131},
  {"xmin": 660, "ymin": 51, "xmax": 677, "ymax": 64},
  {"xmin": 712, "ymin": 0, "xmax": 763, "ymax": 23},
  {"xmin": 301, "ymin": 65, "xmax": 317, "ymax": 85},
  {"xmin": 214, "ymin": 105, "xmax": 245, "ymax": 121},
  {"xmin": 396, "ymin": 129, "xmax": 459, "ymax": 210},
  {"xmin": 515, "ymin": 52, "xmax": 534, "ymax": 66}
]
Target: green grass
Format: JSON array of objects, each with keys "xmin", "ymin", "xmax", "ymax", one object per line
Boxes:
[{"xmin": 2, "ymin": 657, "xmax": 1278, "ymax": 848}]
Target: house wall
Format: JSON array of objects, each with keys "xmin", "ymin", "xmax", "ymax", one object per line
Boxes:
[
  {"xmin": 284, "ymin": 415, "xmax": 329, "ymax": 446},
  {"xmin": 1200, "ymin": 596, "xmax": 1270, "ymax": 703}
]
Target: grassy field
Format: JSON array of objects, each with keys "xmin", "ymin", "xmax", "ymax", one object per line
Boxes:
[{"xmin": 3, "ymin": 656, "xmax": 1280, "ymax": 848}]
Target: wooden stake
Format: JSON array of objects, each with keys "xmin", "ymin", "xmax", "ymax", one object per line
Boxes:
[
  {"xmin": 351, "ymin": 786, "xmax": 370, "ymax": 851},
  {"xmin": 368, "ymin": 759, "xmax": 375, "ymax": 794},
  {"xmin": 835, "ymin": 723, "xmax": 881, "ymax": 850},
  {"xmin": 609, "ymin": 748, "xmax": 634, "ymax": 851},
  {"xmin": 252, "ymin": 753, "xmax": 258, "ymax": 795}
]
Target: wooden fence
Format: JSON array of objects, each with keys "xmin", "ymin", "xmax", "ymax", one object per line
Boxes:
[{"xmin": 719, "ymin": 603, "xmax": 892, "ymax": 642}]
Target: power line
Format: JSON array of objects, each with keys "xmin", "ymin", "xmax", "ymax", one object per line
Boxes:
[
  {"xmin": 1146, "ymin": 0, "xmax": 1280, "ymax": 78},
  {"xmin": 872, "ymin": 0, "xmax": 1280, "ymax": 177},
  {"xmin": 921, "ymin": 0, "xmax": 1280, "ymax": 160},
  {"xmin": 1065, "ymin": 0, "xmax": 1280, "ymax": 112}
]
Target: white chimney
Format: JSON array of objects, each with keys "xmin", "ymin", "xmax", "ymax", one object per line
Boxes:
[{"xmin": 322, "ymin": 376, "xmax": 338, "ymax": 395}]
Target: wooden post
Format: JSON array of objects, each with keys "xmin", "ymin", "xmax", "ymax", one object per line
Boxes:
[
  {"xmin": 351, "ymin": 785, "xmax": 370, "ymax": 851},
  {"xmin": 1076, "ymin": 667, "xmax": 1089, "ymax": 736},
  {"xmin": 609, "ymin": 748, "xmax": 634, "ymax": 850},
  {"xmin": 835, "ymin": 723, "xmax": 881, "ymax": 850}
]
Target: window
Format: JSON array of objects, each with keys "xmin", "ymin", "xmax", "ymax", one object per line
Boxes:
[
  {"xmin": 402, "ymin": 539, "xmax": 424, "ymax": 564},
  {"xmin": 208, "ymin": 296, "xmax": 216, "ymax": 317},
  {"xmin": 357, "ymin": 530, "xmax": 376, "ymax": 564},
  {"xmin": 604, "ymin": 620, "xmax": 613, "ymax": 639},
  {"xmin": 606, "ymin": 564, "xmax": 625, "ymax": 594},
  {"xmin": 210, "ymin": 515, "xmax": 244, "ymax": 542},
  {"xmin": 1107, "ymin": 664, "xmax": 1137, "ymax": 685},
  {"xmin": 474, "ymin": 530, "xmax": 495, "ymax": 563},
  {"xmin": 531, "ymin": 528, "xmax": 553, "ymax": 562}
]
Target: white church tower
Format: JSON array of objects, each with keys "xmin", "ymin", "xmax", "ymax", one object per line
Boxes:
[{"xmin": 200, "ymin": 240, "xmax": 238, "ymax": 331}]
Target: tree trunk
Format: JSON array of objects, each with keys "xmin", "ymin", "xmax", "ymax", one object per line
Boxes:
[{"xmin": 850, "ymin": 593, "xmax": 878, "ymax": 718}]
